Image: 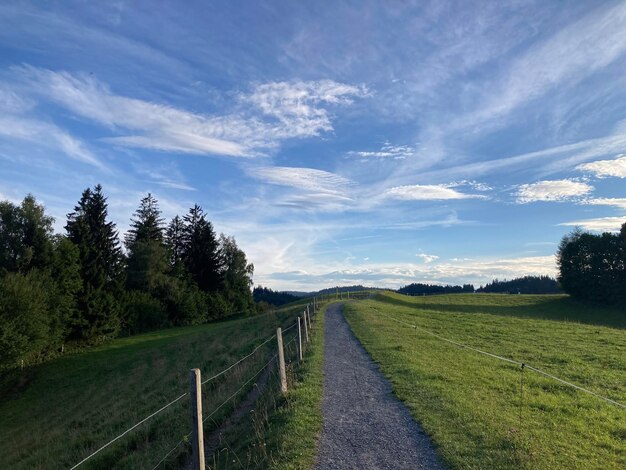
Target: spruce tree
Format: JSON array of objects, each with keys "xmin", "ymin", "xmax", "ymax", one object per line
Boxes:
[
  {"xmin": 125, "ymin": 194, "xmax": 168, "ymax": 292},
  {"xmin": 165, "ymin": 215, "xmax": 185, "ymax": 269},
  {"xmin": 182, "ymin": 205, "xmax": 223, "ymax": 292},
  {"xmin": 125, "ymin": 193, "xmax": 165, "ymax": 251},
  {"xmin": 66, "ymin": 185, "xmax": 124, "ymax": 340}
]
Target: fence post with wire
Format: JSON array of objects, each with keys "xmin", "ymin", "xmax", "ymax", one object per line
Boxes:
[
  {"xmin": 65, "ymin": 295, "xmax": 333, "ymax": 470},
  {"xmin": 189, "ymin": 368, "xmax": 205, "ymax": 470}
]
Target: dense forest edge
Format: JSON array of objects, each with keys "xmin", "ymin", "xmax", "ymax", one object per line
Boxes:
[{"xmin": 0, "ymin": 187, "xmax": 256, "ymax": 369}]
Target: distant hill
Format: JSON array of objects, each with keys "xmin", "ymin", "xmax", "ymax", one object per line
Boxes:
[
  {"xmin": 253, "ymin": 287, "xmax": 300, "ymax": 306},
  {"xmin": 477, "ymin": 276, "xmax": 562, "ymax": 294},
  {"xmin": 314, "ymin": 285, "xmax": 383, "ymax": 295},
  {"xmin": 283, "ymin": 285, "xmax": 383, "ymax": 298},
  {"xmin": 398, "ymin": 283, "xmax": 475, "ymax": 296},
  {"xmin": 282, "ymin": 290, "xmax": 310, "ymax": 298}
]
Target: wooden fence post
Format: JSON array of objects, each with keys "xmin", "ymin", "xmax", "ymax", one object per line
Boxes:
[
  {"xmin": 303, "ymin": 312, "xmax": 310, "ymax": 343},
  {"xmin": 189, "ymin": 368, "xmax": 205, "ymax": 470},
  {"xmin": 277, "ymin": 327, "xmax": 287, "ymax": 393},
  {"xmin": 297, "ymin": 316, "xmax": 303, "ymax": 362},
  {"xmin": 306, "ymin": 307, "xmax": 312, "ymax": 331}
]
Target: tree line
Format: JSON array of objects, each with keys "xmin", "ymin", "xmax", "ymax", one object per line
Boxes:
[
  {"xmin": 476, "ymin": 276, "xmax": 562, "ymax": 294},
  {"xmin": 558, "ymin": 223, "xmax": 626, "ymax": 304},
  {"xmin": 0, "ymin": 186, "xmax": 255, "ymax": 368},
  {"xmin": 398, "ymin": 283, "xmax": 475, "ymax": 296},
  {"xmin": 252, "ymin": 286, "xmax": 299, "ymax": 308},
  {"xmin": 398, "ymin": 276, "xmax": 562, "ymax": 296}
]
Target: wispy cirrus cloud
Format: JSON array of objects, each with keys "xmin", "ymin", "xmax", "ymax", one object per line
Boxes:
[
  {"xmin": 251, "ymin": 166, "xmax": 352, "ymax": 194},
  {"xmin": 385, "ymin": 184, "xmax": 485, "ymax": 201},
  {"xmin": 515, "ymin": 179, "xmax": 593, "ymax": 203},
  {"xmin": 0, "ymin": 114, "xmax": 104, "ymax": 169},
  {"xmin": 9, "ymin": 67, "xmax": 366, "ymax": 158},
  {"xmin": 585, "ymin": 198, "xmax": 626, "ymax": 210},
  {"xmin": 413, "ymin": 129, "xmax": 626, "ymax": 183},
  {"xmin": 577, "ymin": 154, "xmax": 626, "ymax": 178},
  {"xmin": 348, "ymin": 141, "xmax": 414, "ymax": 160},
  {"xmin": 463, "ymin": 1, "xmax": 626, "ymax": 129},
  {"xmin": 559, "ymin": 216, "xmax": 626, "ymax": 232}
]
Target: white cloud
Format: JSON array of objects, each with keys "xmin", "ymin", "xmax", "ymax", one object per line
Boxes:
[
  {"xmin": 0, "ymin": 86, "xmax": 34, "ymax": 113},
  {"xmin": 385, "ymin": 184, "xmax": 485, "ymax": 201},
  {"xmin": 416, "ymin": 253, "xmax": 439, "ymax": 263},
  {"xmin": 251, "ymin": 166, "xmax": 352, "ymax": 195},
  {"xmin": 246, "ymin": 80, "xmax": 367, "ymax": 139},
  {"xmin": 585, "ymin": 198, "xmax": 626, "ymax": 210},
  {"xmin": 416, "ymin": 131, "xmax": 626, "ymax": 183},
  {"xmin": 348, "ymin": 141, "xmax": 414, "ymax": 160},
  {"xmin": 577, "ymin": 155, "xmax": 626, "ymax": 178},
  {"xmin": 0, "ymin": 115, "xmax": 104, "ymax": 169},
  {"xmin": 515, "ymin": 179, "xmax": 592, "ymax": 203},
  {"xmin": 13, "ymin": 67, "xmax": 365, "ymax": 158},
  {"xmin": 559, "ymin": 217, "xmax": 626, "ymax": 232},
  {"xmin": 466, "ymin": 2, "xmax": 626, "ymax": 127},
  {"xmin": 264, "ymin": 255, "xmax": 557, "ymax": 291}
]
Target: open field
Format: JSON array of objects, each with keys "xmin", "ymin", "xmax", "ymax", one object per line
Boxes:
[
  {"xmin": 344, "ymin": 292, "xmax": 626, "ymax": 469},
  {"xmin": 0, "ymin": 301, "xmax": 317, "ymax": 469}
]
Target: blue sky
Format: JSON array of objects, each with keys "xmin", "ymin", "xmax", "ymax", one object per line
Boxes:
[{"xmin": 1, "ymin": 1, "xmax": 626, "ymax": 290}]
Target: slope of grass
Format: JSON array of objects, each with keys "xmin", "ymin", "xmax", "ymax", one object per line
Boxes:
[
  {"xmin": 0, "ymin": 305, "xmax": 308, "ymax": 469},
  {"xmin": 344, "ymin": 292, "xmax": 626, "ymax": 469}
]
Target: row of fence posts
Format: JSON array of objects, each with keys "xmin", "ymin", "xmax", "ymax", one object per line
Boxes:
[{"xmin": 187, "ymin": 298, "xmax": 318, "ymax": 470}]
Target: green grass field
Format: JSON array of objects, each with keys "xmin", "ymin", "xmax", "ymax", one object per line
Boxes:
[
  {"xmin": 344, "ymin": 292, "xmax": 626, "ymax": 469},
  {"xmin": 0, "ymin": 301, "xmax": 317, "ymax": 469}
]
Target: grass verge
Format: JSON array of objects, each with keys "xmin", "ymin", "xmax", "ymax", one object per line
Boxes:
[
  {"xmin": 204, "ymin": 303, "xmax": 327, "ymax": 469},
  {"xmin": 344, "ymin": 292, "xmax": 626, "ymax": 469}
]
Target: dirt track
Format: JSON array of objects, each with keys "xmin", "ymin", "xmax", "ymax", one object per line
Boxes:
[{"xmin": 315, "ymin": 303, "xmax": 443, "ymax": 469}]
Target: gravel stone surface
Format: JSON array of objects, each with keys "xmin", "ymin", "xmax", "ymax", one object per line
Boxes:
[{"xmin": 316, "ymin": 303, "xmax": 444, "ymax": 470}]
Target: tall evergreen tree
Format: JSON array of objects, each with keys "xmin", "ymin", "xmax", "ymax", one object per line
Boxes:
[
  {"xmin": 219, "ymin": 234, "xmax": 254, "ymax": 313},
  {"xmin": 66, "ymin": 185, "xmax": 124, "ymax": 340},
  {"xmin": 182, "ymin": 205, "xmax": 223, "ymax": 292},
  {"xmin": 125, "ymin": 193, "xmax": 165, "ymax": 251},
  {"xmin": 125, "ymin": 194, "xmax": 168, "ymax": 292},
  {"xmin": 165, "ymin": 215, "xmax": 185, "ymax": 269}
]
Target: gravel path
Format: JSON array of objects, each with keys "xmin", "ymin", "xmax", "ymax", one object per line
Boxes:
[{"xmin": 316, "ymin": 303, "xmax": 444, "ymax": 470}]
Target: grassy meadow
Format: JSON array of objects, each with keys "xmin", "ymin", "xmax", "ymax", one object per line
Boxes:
[
  {"xmin": 344, "ymin": 292, "xmax": 626, "ymax": 469},
  {"xmin": 0, "ymin": 300, "xmax": 316, "ymax": 469}
]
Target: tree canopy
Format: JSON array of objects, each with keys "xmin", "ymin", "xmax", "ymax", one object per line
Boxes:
[{"xmin": 0, "ymin": 187, "xmax": 256, "ymax": 369}]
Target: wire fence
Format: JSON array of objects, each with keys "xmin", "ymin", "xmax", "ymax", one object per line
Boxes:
[
  {"xmin": 386, "ymin": 314, "xmax": 626, "ymax": 410},
  {"xmin": 68, "ymin": 296, "xmax": 328, "ymax": 469}
]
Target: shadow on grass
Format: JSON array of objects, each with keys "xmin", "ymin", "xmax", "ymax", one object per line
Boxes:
[{"xmin": 375, "ymin": 293, "xmax": 626, "ymax": 329}]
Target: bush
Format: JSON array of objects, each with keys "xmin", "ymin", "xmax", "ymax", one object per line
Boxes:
[
  {"xmin": 0, "ymin": 272, "xmax": 52, "ymax": 367},
  {"xmin": 123, "ymin": 291, "xmax": 169, "ymax": 334},
  {"xmin": 206, "ymin": 291, "xmax": 231, "ymax": 320}
]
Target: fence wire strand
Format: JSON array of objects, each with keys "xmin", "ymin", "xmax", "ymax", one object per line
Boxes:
[
  {"xmin": 202, "ymin": 353, "xmax": 278, "ymax": 424},
  {"xmin": 387, "ymin": 314, "xmax": 626, "ymax": 410},
  {"xmin": 201, "ymin": 333, "xmax": 276, "ymax": 385},
  {"xmin": 71, "ymin": 331, "xmax": 278, "ymax": 469}
]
